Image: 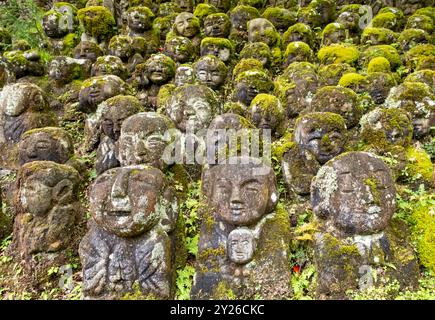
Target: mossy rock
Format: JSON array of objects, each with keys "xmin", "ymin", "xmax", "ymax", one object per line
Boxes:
[
  {"xmin": 406, "ymin": 14, "xmax": 434, "ymax": 34},
  {"xmin": 318, "ymin": 44, "xmax": 360, "ymax": 66},
  {"xmin": 338, "ymin": 72, "xmax": 367, "ymax": 92},
  {"xmin": 193, "ymin": 3, "xmax": 218, "ymax": 22},
  {"xmin": 360, "ymin": 45, "xmax": 402, "ymax": 70},
  {"xmin": 232, "ymin": 58, "xmax": 265, "ymax": 79},
  {"xmin": 415, "ymin": 7, "xmax": 435, "ymax": 23},
  {"xmin": 283, "ymin": 41, "xmax": 314, "ymax": 66},
  {"xmin": 398, "ymin": 29, "xmax": 432, "ymax": 52},
  {"xmin": 370, "ymin": 12, "xmax": 401, "ymax": 32},
  {"xmin": 405, "ymin": 44, "xmax": 435, "ymax": 70},
  {"xmin": 403, "ymin": 146, "xmax": 434, "ymax": 186},
  {"xmin": 404, "ymin": 69, "xmax": 435, "ymax": 88}
]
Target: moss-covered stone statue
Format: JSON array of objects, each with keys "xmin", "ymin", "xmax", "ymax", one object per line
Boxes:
[
  {"xmin": 282, "ymin": 112, "xmax": 347, "ymax": 196},
  {"xmin": 191, "ymin": 156, "xmax": 292, "ymax": 299},
  {"xmin": 92, "ymin": 95, "xmax": 142, "ymax": 174},
  {"xmin": 231, "ymin": 70, "xmax": 274, "ymax": 108},
  {"xmin": 193, "ymin": 55, "xmax": 228, "ymax": 93},
  {"xmin": 11, "ymin": 161, "xmax": 82, "ymax": 287},
  {"xmin": 311, "ymin": 152, "xmax": 419, "ymax": 299},
  {"xmin": 203, "ymin": 13, "xmax": 231, "ymax": 38},
  {"xmin": 41, "ymin": 2, "xmax": 79, "ymax": 55},
  {"xmin": 79, "ymin": 165, "xmax": 180, "ymax": 299}
]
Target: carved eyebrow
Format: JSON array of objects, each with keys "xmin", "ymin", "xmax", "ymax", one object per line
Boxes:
[{"xmin": 216, "ymin": 178, "xmax": 230, "ymax": 184}]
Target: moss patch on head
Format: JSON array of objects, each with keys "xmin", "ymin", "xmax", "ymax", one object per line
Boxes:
[
  {"xmin": 318, "ymin": 44, "xmax": 360, "ymax": 66},
  {"xmin": 361, "ymin": 27, "xmax": 398, "ymax": 45},
  {"xmin": 404, "ymin": 146, "xmax": 434, "ymax": 183},
  {"xmin": 361, "ymin": 45, "xmax": 402, "ymax": 70},
  {"xmin": 367, "ymin": 57, "xmax": 391, "ymax": 73},
  {"xmin": 77, "ymin": 6, "xmax": 116, "ymax": 38},
  {"xmin": 233, "ymin": 58, "xmax": 264, "ymax": 79},
  {"xmin": 338, "ymin": 72, "xmax": 367, "ymax": 88},
  {"xmin": 194, "ymin": 3, "xmax": 218, "ymax": 21}
]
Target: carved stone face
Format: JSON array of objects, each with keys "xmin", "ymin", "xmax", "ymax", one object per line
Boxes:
[
  {"xmin": 204, "ymin": 157, "xmax": 278, "ymax": 226},
  {"xmin": 248, "ymin": 18, "xmax": 278, "ymax": 47},
  {"xmin": 49, "ymin": 56, "xmax": 82, "ymax": 83},
  {"xmin": 233, "ymin": 71, "xmax": 274, "ymax": 106},
  {"xmin": 78, "ymin": 75, "xmax": 126, "ymax": 113},
  {"xmin": 108, "ymin": 36, "xmax": 133, "ymax": 61},
  {"xmin": 144, "ymin": 54, "xmax": 176, "ymax": 85},
  {"xmin": 250, "ymin": 94, "xmax": 285, "ymax": 135},
  {"xmin": 174, "ymin": 65, "xmax": 195, "ymax": 86},
  {"xmin": 74, "ymin": 41, "xmax": 103, "ymax": 63},
  {"xmin": 119, "ymin": 113, "xmax": 174, "ymax": 168},
  {"xmin": 194, "ymin": 56, "xmax": 227, "ymax": 90},
  {"xmin": 42, "ymin": 10, "xmax": 71, "ymax": 38},
  {"xmin": 90, "ymin": 166, "xmax": 165, "ymax": 237},
  {"xmin": 311, "ymin": 152, "xmax": 396, "ymax": 235},
  {"xmin": 204, "ymin": 14, "xmax": 231, "ymax": 38},
  {"xmin": 294, "ymin": 112, "xmax": 347, "ymax": 164},
  {"xmin": 174, "ymin": 12, "xmax": 199, "ymax": 38},
  {"xmin": 227, "ymin": 228, "xmax": 255, "ymax": 264},
  {"xmin": 174, "ymin": 0, "xmax": 194, "ymax": 12},
  {"xmin": 19, "ymin": 162, "xmax": 78, "ymax": 217},
  {"xmin": 91, "ymin": 55, "xmax": 128, "ymax": 80},
  {"xmin": 17, "ymin": 162, "xmax": 79, "ymax": 254},
  {"xmin": 100, "ymin": 96, "xmax": 142, "ymax": 141},
  {"xmin": 19, "ymin": 128, "xmax": 74, "ymax": 165},
  {"xmin": 0, "ymin": 83, "xmax": 47, "ymax": 116},
  {"xmin": 360, "ymin": 108, "xmax": 413, "ymax": 149},
  {"xmin": 166, "ymin": 84, "xmax": 218, "ymax": 132},
  {"xmin": 200, "ymin": 38, "xmax": 232, "ymax": 62},
  {"xmin": 164, "ymin": 36, "xmax": 194, "ymax": 63},
  {"xmin": 127, "ymin": 7, "xmax": 153, "ymax": 32},
  {"xmin": 240, "ymin": 42, "xmax": 272, "ymax": 67}
]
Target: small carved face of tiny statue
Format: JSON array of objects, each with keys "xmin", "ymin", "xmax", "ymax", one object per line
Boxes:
[
  {"xmin": 206, "ymin": 158, "xmax": 278, "ymax": 226},
  {"xmin": 127, "ymin": 8, "xmax": 152, "ymax": 32},
  {"xmin": 74, "ymin": 41, "xmax": 103, "ymax": 63},
  {"xmin": 164, "ymin": 36, "xmax": 194, "ymax": 63},
  {"xmin": 311, "ymin": 152, "xmax": 396, "ymax": 235},
  {"xmin": 90, "ymin": 166, "xmax": 165, "ymax": 237},
  {"xmin": 227, "ymin": 228, "xmax": 256, "ymax": 264},
  {"xmin": 248, "ymin": 18, "xmax": 278, "ymax": 47},
  {"xmin": 294, "ymin": 113, "xmax": 347, "ymax": 164},
  {"xmin": 166, "ymin": 85, "xmax": 217, "ymax": 132},
  {"xmin": 119, "ymin": 113, "xmax": 173, "ymax": 168},
  {"xmin": 19, "ymin": 131, "xmax": 72, "ymax": 165},
  {"xmin": 204, "ymin": 14, "xmax": 230, "ymax": 38},
  {"xmin": 21, "ymin": 176, "xmax": 54, "ymax": 216},
  {"xmin": 194, "ymin": 57, "xmax": 227, "ymax": 90},
  {"xmin": 144, "ymin": 54, "xmax": 175, "ymax": 85},
  {"xmin": 174, "ymin": 13, "xmax": 199, "ymax": 38},
  {"xmin": 42, "ymin": 10, "xmax": 71, "ymax": 38}
]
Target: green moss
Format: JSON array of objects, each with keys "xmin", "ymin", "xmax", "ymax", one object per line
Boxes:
[
  {"xmin": 284, "ymin": 41, "xmax": 313, "ymax": 62},
  {"xmin": 213, "ymin": 281, "xmax": 236, "ymax": 300},
  {"xmin": 367, "ymin": 57, "xmax": 391, "ymax": 73},
  {"xmin": 318, "ymin": 44, "xmax": 360, "ymax": 65},
  {"xmin": 406, "ymin": 44, "xmax": 435, "ymax": 70},
  {"xmin": 406, "ymin": 14, "xmax": 434, "ymax": 33},
  {"xmin": 235, "ymin": 70, "xmax": 274, "ymax": 93},
  {"xmin": 415, "ymin": 7, "xmax": 435, "ymax": 23},
  {"xmin": 271, "ymin": 130, "xmax": 294, "ymax": 161},
  {"xmin": 282, "ymin": 23, "xmax": 314, "ymax": 48},
  {"xmin": 404, "ymin": 146, "xmax": 434, "ymax": 183},
  {"xmin": 360, "ymin": 108, "xmax": 413, "ymax": 151},
  {"xmin": 193, "ymin": 3, "xmax": 217, "ymax": 21},
  {"xmin": 77, "ymin": 6, "xmax": 116, "ymax": 38},
  {"xmin": 371, "ymin": 12, "xmax": 399, "ymax": 31},
  {"xmin": 361, "ymin": 45, "xmax": 402, "ymax": 70},
  {"xmin": 321, "ymin": 233, "xmax": 361, "ymax": 258},
  {"xmin": 262, "ymin": 7, "xmax": 296, "ymax": 28},
  {"xmin": 201, "ymin": 37, "xmax": 234, "ymax": 51},
  {"xmin": 364, "ymin": 178, "xmax": 381, "ymax": 205},
  {"xmin": 233, "ymin": 58, "xmax": 264, "ymax": 79},
  {"xmin": 338, "ymin": 72, "xmax": 367, "ymax": 87},
  {"xmin": 318, "ymin": 63, "xmax": 355, "ymax": 85}
]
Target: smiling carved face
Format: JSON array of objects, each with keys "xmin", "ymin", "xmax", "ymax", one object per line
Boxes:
[
  {"xmin": 311, "ymin": 152, "xmax": 396, "ymax": 235},
  {"xmin": 206, "ymin": 159, "xmax": 277, "ymax": 226},
  {"xmin": 90, "ymin": 166, "xmax": 165, "ymax": 237}
]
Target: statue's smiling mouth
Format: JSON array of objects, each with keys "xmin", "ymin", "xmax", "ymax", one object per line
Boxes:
[{"xmin": 108, "ymin": 211, "xmax": 131, "ymax": 217}]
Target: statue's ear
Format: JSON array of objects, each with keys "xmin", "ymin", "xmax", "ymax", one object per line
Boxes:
[
  {"xmin": 53, "ymin": 179, "xmax": 74, "ymax": 203},
  {"xmin": 201, "ymin": 168, "xmax": 213, "ymax": 201}
]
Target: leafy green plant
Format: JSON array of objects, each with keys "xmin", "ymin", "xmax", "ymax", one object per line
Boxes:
[
  {"xmin": 291, "ymin": 264, "xmax": 316, "ymax": 300},
  {"xmin": 175, "ymin": 265, "xmax": 195, "ymax": 300}
]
